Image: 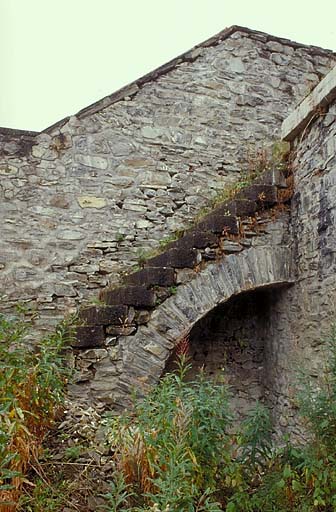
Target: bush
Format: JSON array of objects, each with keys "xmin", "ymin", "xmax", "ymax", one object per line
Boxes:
[
  {"xmin": 227, "ymin": 324, "xmax": 336, "ymax": 512},
  {"xmin": 0, "ymin": 309, "xmax": 72, "ymax": 511},
  {"xmin": 103, "ymin": 325, "xmax": 336, "ymax": 512},
  {"xmin": 104, "ymin": 357, "xmax": 234, "ymax": 511}
]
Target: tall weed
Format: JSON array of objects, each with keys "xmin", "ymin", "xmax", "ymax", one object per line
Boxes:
[
  {"xmin": 104, "ymin": 357, "xmax": 231, "ymax": 511},
  {"xmin": 0, "ymin": 310, "xmax": 72, "ymax": 511}
]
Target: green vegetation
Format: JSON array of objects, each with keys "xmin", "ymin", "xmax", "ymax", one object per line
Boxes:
[
  {"xmin": 0, "ymin": 308, "xmax": 73, "ymax": 511},
  {"xmin": 116, "ymin": 233, "xmax": 127, "ymax": 243},
  {"xmin": 102, "ymin": 325, "xmax": 336, "ymax": 512},
  {"xmin": 168, "ymin": 286, "xmax": 178, "ymax": 295},
  {"xmin": 104, "ymin": 356, "xmax": 231, "ymax": 511},
  {"xmin": 208, "ymin": 141, "xmax": 290, "ymax": 211},
  {"xmin": 2, "ymin": 304, "xmax": 336, "ymax": 511}
]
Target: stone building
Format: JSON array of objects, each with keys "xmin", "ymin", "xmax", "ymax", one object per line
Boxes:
[{"xmin": 1, "ymin": 26, "xmax": 336, "ymax": 435}]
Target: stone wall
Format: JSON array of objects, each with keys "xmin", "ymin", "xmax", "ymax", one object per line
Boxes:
[
  {"xmin": 264, "ymin": 91, "xmax": 336, "ymax": 439},
  {"xmin": 186, "ymin": 289, "xmax": 271, "ymax": 420},
  {"xmin": 1, "ymin": 27, "xmax": 335, "ymax": 333},
  {"xmin": 68, "ymin": 169, "xmax": 293, "ymax": 409}
]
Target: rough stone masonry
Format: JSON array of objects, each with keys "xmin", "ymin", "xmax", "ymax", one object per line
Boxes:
[{"xmin": 1, "ymin": 26, "xmax": 336, "ymax": 435}]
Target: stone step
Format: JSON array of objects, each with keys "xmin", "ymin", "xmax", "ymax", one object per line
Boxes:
[
  {"xmin": 73, "ymin": 325, "xmax": 105, "ymax": 348},
  {"xmin": 236, "ymin": 184, "xmax": 278, "ymax": 204},
  {"xmin": 124, "ymin": 267, "xmax": 176, "ymax": 287},
  {"xmin": 79, "ymin": 304, "xmax": 128, "ymax": 325},
  {"xmin": 145, "ymin": 247, "xmax": 201, "ymax": 269},
  {"xmin": 224, "ymin": 199, "xmax": 258, "ymax": 217},
  {"xmin": 197, "ymin": 213, "xmax": 239, "ymax": 234},
  {"xmin": 101, "ymin": 286, "xmax": 156, "ymax": 308},
  {"xmin": 167, "ymin": 229, "xmax": 218, "ymax": 251}
]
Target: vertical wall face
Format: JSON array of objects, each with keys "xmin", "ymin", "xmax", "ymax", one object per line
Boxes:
[
  {"xmin": 186, "ymin": 290, "xmax": 270, "ymax": 420},
  {"xmin": 265, "ymin": 100, "xmax": 336, "ymax": 439},
  {"xmin": 0, "ymin": 29, "xmax": 335, "ymax": 334}
]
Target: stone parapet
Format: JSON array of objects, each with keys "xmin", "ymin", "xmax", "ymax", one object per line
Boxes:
[{"xmin": 282, "ymin": 65, "xmax": 336, "ymax": 141}]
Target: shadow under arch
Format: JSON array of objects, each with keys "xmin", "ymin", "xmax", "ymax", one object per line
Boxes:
[{"xmin": 115, "ymin": 245, "xmax": 294, "ymax": 404}]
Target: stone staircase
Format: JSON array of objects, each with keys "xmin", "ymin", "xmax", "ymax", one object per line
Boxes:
[{"xmin": 74, "ymin": 168, "xmax": 291, "ymax": 353}]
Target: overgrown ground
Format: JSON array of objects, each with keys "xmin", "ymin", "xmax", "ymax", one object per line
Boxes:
[{"xmin": 1, "ymin": 308, "xmax": 336, "ymax": 511}]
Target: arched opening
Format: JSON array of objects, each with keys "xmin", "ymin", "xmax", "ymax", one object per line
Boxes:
[
  {"xmin": 188, "ymin": 289, "xmax": 270, "ymax": 420},
  {"xmin": 164, "ymin": 285, "xmax": 288, "ymax": 423},
  {"xmin": 103, "ymin": 246, "xmax": 294, "ymax": 427}
]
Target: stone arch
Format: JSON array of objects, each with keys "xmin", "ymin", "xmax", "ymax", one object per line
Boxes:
[{"xmin": 114, "ymin": 245, "xmax": 293, "ymax": 405}]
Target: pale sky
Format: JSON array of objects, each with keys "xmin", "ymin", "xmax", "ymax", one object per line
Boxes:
[{"xmin": 1, "ymin": 0, "xmax": 336, "ymax": 132}]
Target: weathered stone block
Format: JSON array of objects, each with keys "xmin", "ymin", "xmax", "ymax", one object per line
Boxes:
[
  {"xmin": 145, "ymin": 248, "xmax": 200, "ymax": 269},
  {"xmin": 221, "ymin": 241, "xmax": 243, "ymax": 253},
  {"xmin": 255, "ymin": 169, "xmax": 287, "ymax": 188},
  {"xmin": 134, "ymin": 309, "xmax": 152, "ymax": 324},
  {"xmin": 103, "ymin": 286, "xmax": 156, "ymax": 308},
  {"xmin": 197, "ymin": 213, "xmax": 239, "ymax": 234},
  {"xmin": 175, "ymin": 268, "xmax": 196, "ymax": 284},
  {"xmin": 237, "ymin": 184, "xmax": 278, "ymax": 204},
  {"xmin": 73, "ymin": 326, "xmax": 105, "ymax": 348},
  {"xmin": 124, "ymin": 267, "xmax": 175, "ymax": 287},
  {"xmin": 222, "ymin": 199, "xmax": 258, "ymax": 217},
  {"xmin": 225, "ymin": 199, "xmax": 258, "ymax": 217},
  {"xmin": 170, "ymin": 229, "xmax": 218, "ymax": 250},
  {"xmin": 75, "ymin": 154, "xmax": 108, "ymax": 169},
  {"xmin": 79, "ymin": 305, "xmax": 128, "ymax": 325},
  {"xmin": 77, "ymin": 196, "xmax": 107, "ymax": 208}
]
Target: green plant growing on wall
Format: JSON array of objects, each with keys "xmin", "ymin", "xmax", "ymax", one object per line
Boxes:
[
  {"xmin": 116, "ymin": 233, "xmax": 126, "ymax": 243},
  {"xmin": 195, "ymin": 140, "xmax": 291, "ymax": 216},
  {"xmin": 298, "ymin": 324, "xmax": 336, "ymax": 448},
  {"xmin": 136, "ymin": 247, "xmax": 162, "ymax": 268}
]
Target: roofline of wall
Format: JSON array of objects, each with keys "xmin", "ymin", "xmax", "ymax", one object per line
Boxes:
[
  {"xmin": 281, "ymin": 65, "xmax": 336, "ymax": 141},
  {"xmin": 0, "ymin": 126, "xmax": 39, "ymax": 138},
  {"xmin": 1, "ymin": 24, "xmax": 335, "ymax": 138}
]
